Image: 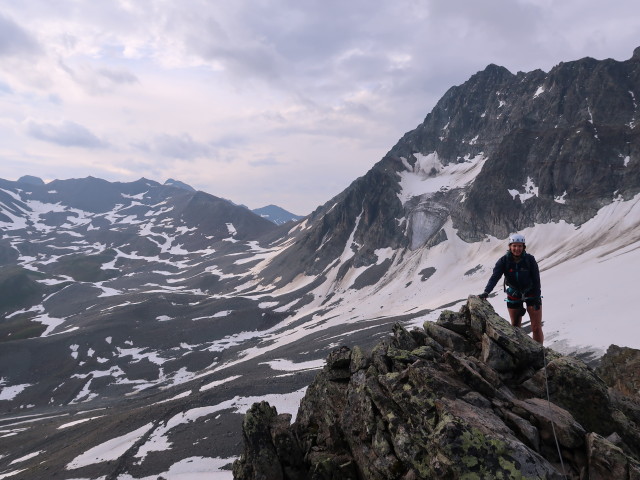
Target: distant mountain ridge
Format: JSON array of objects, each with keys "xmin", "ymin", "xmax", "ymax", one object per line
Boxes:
[
  {"xmin": 252, "ymin": 204, "xmax": 304, "ymax": 225},
  {"xmin": 8, "ymin": 175, "xmax": 305, "ymax": 225},
  {"xmin": 1, "ymin": 47, "xmax": 640, "ymax": 479}
]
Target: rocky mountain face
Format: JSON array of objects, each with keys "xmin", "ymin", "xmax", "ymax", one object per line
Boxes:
[
  {"xmin": 257, "ymin": 163, "xmax": 407, "ymax": 288},
  {"xmin": 260, "ymin": 47, "xmax": 640, "ymax": 285},
  {"xmin": 234, "ymin": 296, "xmax": 640, "ymax": 479},
  {"xmin": 397, "ymin": 47, "xmax": 640, "ymax": 242}
]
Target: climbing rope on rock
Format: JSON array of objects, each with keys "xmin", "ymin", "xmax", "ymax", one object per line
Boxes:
[{"xmin": 542, "ymin": 346, "xmax": 568, "ymax": 479}]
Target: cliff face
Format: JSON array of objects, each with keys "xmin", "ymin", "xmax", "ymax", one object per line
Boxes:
[
  {"xmin": 391, "ymin": 52, "xmax": 640, "ymax": 242},
  {"xmin": 233, "ymin": 297, "xmax": 640, "ymax": 479}
]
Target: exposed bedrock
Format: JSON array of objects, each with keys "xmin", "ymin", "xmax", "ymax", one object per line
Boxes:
[{"xmin": 234, "ymin": 296, "xmax": 640, "ymax": 480}]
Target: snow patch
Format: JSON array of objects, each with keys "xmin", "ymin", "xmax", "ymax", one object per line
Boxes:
[
  {"xmin": 0, "ymin": 468, "xmax": 27, "ymax": 478},
  {"xmin": 554, "ymin": 191, "xmax": 568, "ymax": 204},
  {"xmin": 66, "ymin": 423, "xmax": 153, "ymax": 470},
  {"xmin": 10, "ymin": 450, "xmax": 44, "ymax": 465},
  {"xmin": 116, "ymin": 346, "xmax": 166, "ymax": 366},
  {"xmin": 260, "ymin": 358, "xmax": 324, "ymax": 372},
  {"xmin": 258, "ymin": 301, "xmax": 279, "ymax": 309},
  {"xmin": 121, "ymin": 191, "xmax": 147, "ymax": 200},
  {"xmin": 508, "ymin": 177, "xmax": 539, "ymax": 203},
  {"xmin": 200, "ymin": 375, "xmax": 242, "ymax": 392},
  {"xmin": 397, "ymin": 152, "xmax": 487, "ymax": 204},
  {"xmin": 121, "ymin": 456, "xmax": 236, "ymax": 480},
  {"xmin": 30, "ymin": 313, "xmax": 67, "ymax": 337},
  {"xmin": 0, "ymin": 380, "xmax": 33, "ymax": 401},
  {"xmin": 58, "ymin": 416, "xmax": 103, "ymax": 429},
  {"xmin": 153, "ymin": 390, "xmax": 192, "ymax": 405}
]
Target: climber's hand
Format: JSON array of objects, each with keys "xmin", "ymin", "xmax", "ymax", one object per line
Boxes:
[{"xmin": 478, "ymin": 292, "xmax": 489, "ymax": 300}]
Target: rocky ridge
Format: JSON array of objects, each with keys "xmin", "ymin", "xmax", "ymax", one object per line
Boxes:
[{"xmin": 234, "ymin": 296, "xmax": 640, "ymax": 479}]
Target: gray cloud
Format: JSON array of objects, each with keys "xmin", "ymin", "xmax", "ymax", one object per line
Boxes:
[
  {"xmin": 0, "ymin": 12, "xmax": 41, "ymax": 58},
  {"xmin": 171, "ymin": 1, "xmax": 407, "ymax": 91},
  {"xmin": 59, "ymin": 60, "xmax": 139, "ymax": 95},
  {"xmin": 211, "ymin": 134, "xmax": 249, "ymax": 149},
  {"xmin": 166, "ymin": 0, "xmax": 466, "ymax": 140},
  {"xmin": 134, "ymin": 133, "xmax": 247, "ymax": 165},
  {"xmin": 26, "ymin": 120, "xmax": 107, "ymax": 149},
  {"xmin": 148, "ymin": 133, "xmax": 214, "ymax": 161},
  {"xmin": 96, "ymin": 67, "xmax": 138, "ymax": 86},
  {"xmin": 248, "ymin": 157, "xmax": 282, "ymax": 167}
]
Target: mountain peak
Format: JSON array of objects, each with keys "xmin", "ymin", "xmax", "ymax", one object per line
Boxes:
[
  {"xmin": 17, "ymin": 175, "xmax": 45, "ymax": 186},
  {"xmin": 469, "ymin": 62, "xmax": 514, "ymax": 84},
  {"xmin": 252, "ymin": 204, "xmax": 304, "ymax": 225},
  {"xmin": 164, "ymin": 178, "xmax": 196, "ymax": 191}
]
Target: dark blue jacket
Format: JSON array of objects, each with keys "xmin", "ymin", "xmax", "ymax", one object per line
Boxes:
[{"xmin": 484, "ymin": 251, "xmax": 541, "ymax": 297}]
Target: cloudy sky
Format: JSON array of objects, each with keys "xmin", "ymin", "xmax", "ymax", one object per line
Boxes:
[{"xmin": 1, "ymin": 1, "xmax": 638, "ymax": 215}]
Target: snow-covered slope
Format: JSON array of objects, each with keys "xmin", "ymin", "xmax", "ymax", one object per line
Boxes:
[{"xmin": 236, "ymin": 160, "xmax": 640, "ymax": 359}]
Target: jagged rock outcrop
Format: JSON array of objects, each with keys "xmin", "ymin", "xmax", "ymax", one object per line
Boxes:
[
  {"xmin": 233, "ymin": 296, "xmax": 640, "ymax": 479},
  {"xmin": 596, "ymin": 345, "xmax": 640, "ymax": 399}
]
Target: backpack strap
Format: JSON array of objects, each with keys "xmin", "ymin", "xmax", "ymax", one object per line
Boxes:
[
  {"xmin": 503, "ymin": 252, "xmax": 534, "ymax": 294},
  {"xmin": 501, "ymin": 253, "xmax": 509, "ymax": 293}
]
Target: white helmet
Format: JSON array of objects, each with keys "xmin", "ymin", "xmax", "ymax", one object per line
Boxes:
[{"xmin": 509, "ymin": 233, "xmax": 525, "ymax": 245}]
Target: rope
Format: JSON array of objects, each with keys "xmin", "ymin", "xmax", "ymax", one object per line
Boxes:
[{"xmin": 542, "ymin": 347, "xmax": 568, "ymax": 479}]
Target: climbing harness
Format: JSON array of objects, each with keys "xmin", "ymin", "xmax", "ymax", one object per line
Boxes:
[
  {"xmin": 542, "ymin": 347, "xmax": 568, "ymax": 479},
  {"xmin": 503, "ymin": 290, "xmax": 542, "ymax": 319}
]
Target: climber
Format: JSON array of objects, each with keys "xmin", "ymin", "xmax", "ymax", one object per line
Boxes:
[{"xmin": 479, "ymin": 233, "xmax": 544, "ymax": 344}]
